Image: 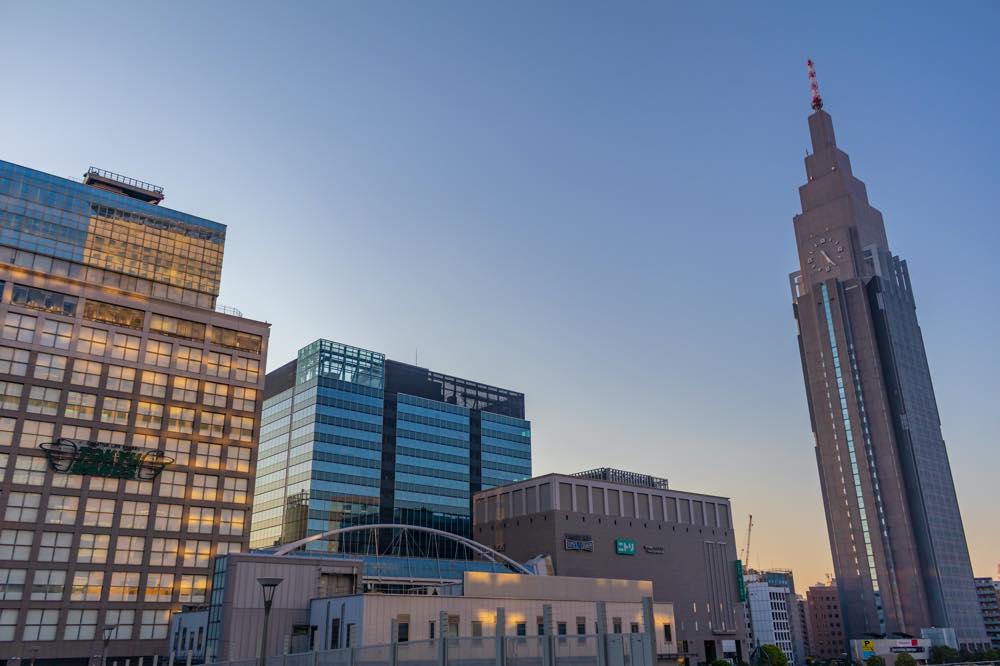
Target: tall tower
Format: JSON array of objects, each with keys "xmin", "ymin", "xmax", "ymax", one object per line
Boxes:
[{"xmin": 789, "ymin": 63, "xmax": 988, "ymax": 648}]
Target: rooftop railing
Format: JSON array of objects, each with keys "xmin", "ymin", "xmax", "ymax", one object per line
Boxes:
[{"xmin": 87, "ymin": 166, "xmax": 164, "ymax": 194}]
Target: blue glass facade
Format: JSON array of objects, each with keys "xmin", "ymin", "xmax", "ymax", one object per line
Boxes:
[{"xmin": 251, "ymin": 339, "xmax": 531, "ymax": 551}]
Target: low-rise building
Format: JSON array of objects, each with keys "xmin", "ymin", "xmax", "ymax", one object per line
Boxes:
[
  {"xmin": 974, "ymin": 577, "xmax": 1000, "ymax": 650},
  {"xmin": 805, "ymin": 582, "xmax": 845, "ymax": 660},
  {"xmin": 745, "ymin": 571, "xmax": 795, "ymax": 665}
]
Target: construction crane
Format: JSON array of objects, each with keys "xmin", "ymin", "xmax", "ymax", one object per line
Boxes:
[{"xmin": 741, "ymin": 514, "xmax": 753, "ymax": 572}]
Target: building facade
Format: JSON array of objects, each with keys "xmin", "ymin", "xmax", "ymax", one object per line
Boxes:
[
  {"xmin": 789, "ymin": 91, "xmax": 987, "ymax": 645},
  {"xmin": 472, "ymin": 469, "xmax": 747, "ymax": 664},
  {"xmin": 744, "ymin": 571, "xmax": 796, "ymax": 666},
  {"xmin": 0, "ymin": 161, "xmax": 269, "ymax": 663},
  {"xmin": 973, "ymin": 577, "xmax": 1000, "ymax": 650},
  {"xmin": 805, "ymin": 583, "xmax": 845, "ymax": 660},
  {"xmin": 250, "ymin": 339, "xmax": 531, "ymax": 551}
]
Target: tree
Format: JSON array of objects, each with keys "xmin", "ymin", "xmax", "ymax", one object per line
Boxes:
[
  {"xmin": 894, "ymin": 653, "xmax": 916, "ymax": 666},
  {"xmin": 864, "ymin": 655, "xmax": 885, "ymax": 666},
  {"xmin": 711, "ymin": 660, "xmax": 733, "ymax": 666},
  {"xmin": 759, "ymin": 644, "xmax": 789, "ymax": 666},
  {"xmin": 929, "ymin": 645, "xmax": 960, "ymax": 664}
]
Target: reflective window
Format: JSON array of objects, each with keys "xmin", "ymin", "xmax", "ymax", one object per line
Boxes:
[
  {"xmin": 0, "ymin": 346, "xmax": 29, "ymax": 375},
  {"xmin": 11, "ymin": 285, "xmax": 77, "ymax": 316},
  {"xmin": 34, "ymin": 352, "xmax": 67, "ymax": 381},
  {"xmin": 76, "ymin": 326, "xmax": 109, "ymax": 356},
  {"xmin": 39, "ymin": 320, "xmax": 73, "ymax": 349},
  {"xmin": 150, "ymin": 314, "xmax": 206, "ymax": 341},
  {"xmin": 83, "ymin": 300, "xmax": 144, "ymax": 330},
  {"xmin": 2, "ymin": 313, "xmax": 36, "ymax": 343},
  {"xmin": 106, "ymin": 365, "xmax": 135, "ymax": 392}
]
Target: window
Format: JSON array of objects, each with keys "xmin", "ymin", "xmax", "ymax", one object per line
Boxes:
[
  {"xmin": 178, "ymin": 574, "xmax": 208, "ymax": 603},
  {"xmin": 125, "ymin": 476, "xmax": 153, "ymax": 496},
  {"xmin": 194, "ymin": 442, "xmax": 222, "ymax": 469},
  {"xmin": 612, "ymin": 618, "xmax": 622, "ymax": 634},
  {"xmin": 136, "ymin": 401, "xmax": 164, "ymax": 429},
  {"xmin": 106, "ymin": 610, "xmax": 135, "ymax": 640},
  {"xmin": 227, "ymin": 445, "xmax": 252, "ymax": 473},
  {"xmin": 150, "ymin": 314, "xmax": 205, "ymax": 341},
  {"xmin": 65, "ymin": 391, "xmax": 97, "ymax": 420},
  {"xmin": 191, "ymin": 474, "xmax": 218, "ymax": 500},
  {"xmin": 223, "ymin": 477, "xmax": 248, "ymax": 503},
  {"xmin": 183, "ymin": 540, "xmax": 212, "ymax": 567},
  {"xmin": 110, "ymin": 333, "xmax": 141, "ymax": 361},
  {"xmin": 70, "ymin": 360, "xmax": 103, "ymax": 387},
  {"xmin": 139, "ymin": 370, "xmax": 168, "ymax": 398},
  {"xmin": 159, "ymin": 470, "xmax": 187, "ymax": 498},
  {"xmin": 150, "ymin": 537, "xmax": 179, "ymax": 566},
  {"xmin": 155, "ymin": 504, "xmax": 183, "ymax": 531},
  {"xmin": 106, "ymin": 365, "xmax": 136, "ymax": 392},
  {"xmin": 144, "ymin": 339, "xmax": 173, "ymax": 367},
  {"xmin": 216, "ymin": 542, "xmax": 241, "ymax": 556},
  {"xmin": 172, "ymin": 376, "xmax": 199, "ymax": 402},
  {"xmin": 38, "ymin": 532, "xmax": 72, "ymax": 562},
  {"xmin": 164, "ymin": 438, "xmax": 190, "ymax": 465},
  {"xmin": 210, "ymin": 327, "xmax": 262, "ymax": 353},
  {"xmin": 12, "ymin": 285, "xmax": 78, "ymax": 316},
  {"xmin": 231, "ymin": 415, "xmax": 255, "ymax": 442},
  {"xmin": 188, "ymin": 507, "xmax": 215, "ymax": 533},
  {"xmin": 662, "ymin": 623, "xmax": 672, "ymax": 642},
  {"xmin": 76, "ymin": 326, "xmax": 109, "ymax": 356},
  {"xmin": 90, "ymin": 476, "xmax": 119, "ymax": 493},
  {"xmin": 202, "ymin": 381, "xmax": 228, "ymax": 408},
  {"xmin": 34, "ymin": 352, "xmax": 68, "ymax": 381},
  {"xmin": 0, "ymin": 568, "xmax": 26, "ymax": 600},
  {"xmin": 516, "ymin": 623, "xmax": 527, "ymax": 637},
  {"xmin": 115, "ymin": 535, "xmax": 146, "ymax": 565},
  {"xmin": 0, "ymin": 530, "xmax": 32, "ymax": 560},
  {"xmin": 132, "ymin": 432, "xmax": 159, "ymax": 449},
  {"xmin": 0, "ymin": 380, "xmax": 23, "ymax": 410},
  {"xmin": 168, "ymin": 406, "xmax": 195, "ymax": 434},
  {"xmin": 44, "ymin": 494, "xmax": 79, "ymax": 525},
  {"xmin": 13, "ymin": 455, "xmax": 47, "ymax": 485},
  {"xmin": 576, "ymin": 617, "xmax": 586, "ymax": 636},
  {"xmin": 199, "ymin": 411, "xmax": 225, "ymax": 438},
  {"xmin": 398, "ymin": 619, "xmax": 410, "ymax": 642},
  {"xmin": 205, "ymin": 351, "xmax": 231, "ymax": 378},
  {"xmin": 100, "ymin": 396, "xmax": 131, "ymax": 425},
  {"xmin": 83, "ymin": 300, "xmax": 144, "ymax": 329},
  {"xmin": 120, "ymin": 501, "xmax": 150, "ymax": 529},
  {"xmin": 39, "ymin": 320, "xmax": 73, "ymax": 349},
  {"xmin": 145, "ymin": 572, "xmax": 175, "ymax": 602},
  {"xmin": 31, "ymin": 569, "xmax": 66, "ymax": 601},
  {"xmin": 70, "ymin": 570, "xmax": 103, "ymax": 601},
  {"xmin": 538, "ymin": 617, "xmax": 545, "ymax": 636},
  {"xmin": 83, "ymin": 497, "xmax": 116, "ymax": 527},
  {"xmin": 0, "ymin": 452, "xmax": 6, "ymax": 481},
  {"xmin": 23, "ymin": 609, "xmax": 59, "ymax": 640},
  {"xmin": 6, "ymin": 492, "xmax": 41, "ymax": 521},
  {"xmin": 630, "ymin": 623, "xmax": 640, "ymax": 634},
  {"xmin": 140, "ymin": 610, "xmax": 170, "ymax": 640},
  {"xmin": 2, "ymin": 312, "xmax": 36, "ymax": 342},
  {"xmin": 0, "ymin": 609, "xmax": 16, "ymax": 641},
  {"xmin": 77, "ymin": 533, "xmax": 110, "ymax": 564},
  {"xmin": 232, "ymin": 386, "xmax": 257, "ymax": 411},
  {"xmin": 471, "ymin": 621, "xmax": 482, "ymax": 638},
  {"xmin": 176, "ymin": 346, "xmax": 202, "ymax": 372},
  {"xmin": 219, "ymin": 509, "xmax": 245, "ymax": 535},
  {"xmin": 233, "ymin": 356, "xmax": 260, "ymax": 383},
  {"xmin": 27, "ymin": 386, "xmax": 60, "ymax": 415},
  {"xmin": 20, "ymin": 420, "xmax": 54, "ymax": 449},
  {"xmin": 557, "ymin": 622, "xmax": 567, "ymax": 636},
  {"xmin": 0, "ymin": 346, "xmax": 29, "ymax": 375},
  {"xmin": 109, "ymin": 572, "xmax": 140, "ymax": 601}
]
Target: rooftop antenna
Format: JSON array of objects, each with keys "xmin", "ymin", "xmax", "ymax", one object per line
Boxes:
[{"xmin": 807, "ymin": 59, "xmax": 824, "ymax": 111}]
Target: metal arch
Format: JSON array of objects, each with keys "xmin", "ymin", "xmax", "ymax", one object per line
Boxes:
[{"xmin": 272, "ymin": 523, "xmax": 534, "ymax": 575}]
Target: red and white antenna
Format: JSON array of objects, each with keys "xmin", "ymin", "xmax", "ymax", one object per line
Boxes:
[{"xmin": 807, "ymin": 59, "xmax": 824, "ymax": 111}]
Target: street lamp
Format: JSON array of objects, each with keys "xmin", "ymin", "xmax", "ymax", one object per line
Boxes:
[
  {"xmin": 101, "ymin": 626, "xmax": 115, "ymax": 666},
  {"xmin": 257, "ymin": 577, "xmax": 283, "ymax": 666}
]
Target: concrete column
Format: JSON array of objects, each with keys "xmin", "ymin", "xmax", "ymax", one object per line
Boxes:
[
  {"xmin": 495, "ymin": 607, "xmax": 506, "ymax": 666},
  {"xmin": 596, "ymin": 601, "xmax": 608, "ymax": 666},
  {"xmin": 389, "ymin": 619, "xmax": 398, "ymax": 666},
  {"xmin": 542, "ymin": 604, "xmax": 554, "ymax": 666},
  {"xmin": 641, "ymin": 597, "xmax": 656, "ymax": 666},
  {"xmin": 437, "ymin": 611, "xmax": 448, "ymax": 666}
]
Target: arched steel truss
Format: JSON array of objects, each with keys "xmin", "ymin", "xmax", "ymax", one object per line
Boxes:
[{"xmin": 272, "ymin": 523, "xmax": 533, "ymax": 575}]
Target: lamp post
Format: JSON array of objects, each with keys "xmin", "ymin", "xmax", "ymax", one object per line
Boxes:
[
  {"xmin": 101, "ymin": 625, "xmax": 115, "ymax": 666},
  {"xmin": 29, "ymin": 647, "xmax": 39, "ymax": 666},
  {"xmin": 257, "ymin": 577, "xmax": 283, "ymax": 666}
]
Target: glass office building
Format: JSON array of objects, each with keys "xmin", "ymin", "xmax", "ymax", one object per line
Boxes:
[
  {"xmin": 0, "ymin": 160, "xmax": 269, "ymax": 664},
  {"xmin": 251, "ymin": 339, "xmax": 530, "ymax": 551}
]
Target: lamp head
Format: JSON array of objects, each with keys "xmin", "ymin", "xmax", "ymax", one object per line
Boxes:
[
  {"xmin": 257, "ymin": 577, "xmax": 283, "ymax": 603},
  {"xmin": 103, "ymin": 625, "xmax": 115, "ymax": 641}
]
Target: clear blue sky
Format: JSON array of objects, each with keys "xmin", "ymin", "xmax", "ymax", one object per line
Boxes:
[{"xmin": 2, "ymin": 1, "xmax": 998, "ymax": 586}]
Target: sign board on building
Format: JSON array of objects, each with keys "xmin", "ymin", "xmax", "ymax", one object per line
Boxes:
[
  {"xmin": 862, "ymin": 640, "xmax": 875, "ymax": 658},
  {"xmin": 891, "ymin": 647, "xmax": 921, "ymax": 653},
  {"xmin": 735, "ymin": 561, "xmax": 746, "ymax": 602},
  {"xmin": 40, "ymin": 439, "xmax": 173, "ymax": 480},
  {"xmin": 615, "ymin": 539, "xmax": 636, "ymax": 556},
  {"xmin": 643, "ymin": 545, "xmax": 664, "ymax": 555},
  {"xmin": 564, "ymin": 534, "xmax": 594, "ymax": 552}
]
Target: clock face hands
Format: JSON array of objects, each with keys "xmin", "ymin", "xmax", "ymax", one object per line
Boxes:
[
  {"xmin": 806, "ymin": 235, "xmax": 844, "ymax": 273},
  {"xmin": 820, "ymin": 249, "xmax": 836, "ymax": 266}
]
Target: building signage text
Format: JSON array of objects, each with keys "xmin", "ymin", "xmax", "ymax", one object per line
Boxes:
[
  {"xmin": 564, "ymin": 534, "xmax": 594, "ymax": 552},
  {"xmin": 40, "ymin": 439, "xmax": 173, "ymax": 480},
  {"xmin": 643, "ymin": 545, "xmax": 664, "ymax": 554},
  {"xmin": 615, "ymin": 539, "xmax": 636, "ymax": 556}
]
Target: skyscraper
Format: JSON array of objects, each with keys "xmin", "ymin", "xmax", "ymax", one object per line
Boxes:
[
  {"xmin": 789, "ymin": 70, "xmax": 988, "ymax": 647},
  {"xmin": 0, "ymin": 161, "xmax": 269, "ymax": 662},
  {"xmin": 250, "ymin": 339, "xmax": 531, "ymax": 550}
]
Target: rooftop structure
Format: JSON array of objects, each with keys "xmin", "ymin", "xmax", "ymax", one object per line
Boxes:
[{"xmin": 572, "ymin": 467, "xmax": 668, "ymax": 490}]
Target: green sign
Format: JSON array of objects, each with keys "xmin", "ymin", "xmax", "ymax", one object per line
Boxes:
[
  {"xmin": 40, "ymin": 439, "xmax": 173, "ymax": 480},
  {"xmin": 735, "ymin": 560, "xmax": 746, "ymax": 601},
  {"xmin": 615, "ymin": 539, "xmax": 636, "ymax": 556}
]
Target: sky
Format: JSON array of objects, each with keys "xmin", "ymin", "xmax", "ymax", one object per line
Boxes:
[{"xmin": 1, "ymin": 1, "xmax": 998, "ymax": 588}]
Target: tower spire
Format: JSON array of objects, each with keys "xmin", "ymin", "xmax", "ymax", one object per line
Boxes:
[{"xmin": 807, "ymin": 59, "xmax": 823, "ymax": 111}]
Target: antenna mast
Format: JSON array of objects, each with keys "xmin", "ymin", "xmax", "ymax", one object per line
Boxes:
[{"xmin": 807, "ymin": 59, "xmax": 824, "ymax": 111}]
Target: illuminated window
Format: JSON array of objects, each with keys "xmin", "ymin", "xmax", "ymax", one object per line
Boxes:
[
  {"xmin": 37, "ymin": 532, "xmax": 72, "ymax": 562},
  {"xmin": 230, "ymin": 415, "xmax": 255, "ymax": 442},
  {"xmin": 172, "ymin": 376, "xmax": 199, "ymax": 402},
  {"xmin": 100, "ymin": 396, "xmax": 131, "ymax": 425},
  {"xmin": 83, "ymin": 300, "xmax": 144, "ymax": 330},
  {"xmin": 77, "ymin": 533, "xmax": 110, "ymax": 564},
  {"xmin": 27, "ymin": 386, "xmax": 60, "ymax": 415},
  {"xmin": 76, "ymin": 326, "xmax": 109, "ymax": 356},
  {"xmin": 155, "ymin": 504, "xmax": 183, "ymax": 531},
  {"xmin": 23, "ymin": 609, "xmax": 58, "ymax": 640},
  {"xmin": 136, "ymin": 401, "xmax": 163, "ymax": 430},
  {"xmin": 0, "ymin": 381, "xmax": 23, "ymax": 410},
  {"xmin": 194, "ymin": 443, "xmax": 221, "ymax": 469},
  {"xmin": 205, "ymin": 351, "xmax": 231, "ymax": 378},
  {"xmin": 183, "ymin": 540, "xmax": 212, "ymax": 567},
  {"xmin": 178, "ymin": 574, "xmax": 208, "ymax": 603},
  {"xmin": 202, "ymin": 381, "xmax": 227, "ymax": 408},
  {"xmin": 233, "ymin": 356, "xmax": 260, "ymax": 383},
  {"xmin": 125, "ymin": 476, "xmax": 153, "ymax": 496},
  {"xmin": 232, "ymin": 386, "xmax": 257, "ymax": 411},
  {"xmin": 140, "ymin": 609, "xmax": 171, "ymax": 640},
  {"xmin": 164, "ymin": 437, "xmax": 190, "ymax": 465},
  {"xmin": 39, "ymin": 320, "xmax": 73, "ymax": 349},
  {"xmin": 176, "ymin": 345, "xmax": 203, "ymax": 372},
  {"xmin": 150, "ymin": 314, "xmax": 206, "ymax": 341},
  {"xmin": 188, "ymin": 507, "xmax": 215, "ymax": 534},
  {"xmin": 64, "ymin": 609, "xmax": 98, "ymax": 640},
  {"xmin": 219, "ymin": 509, "xmax": 245, "ymax": 536},
  {"xmin": 70, "ymin": 359, "xmax": 103, "ymax": 387},
  {"xmin": 150, "ymin": 537, "xmax": 179, "ymax": 566},
  {"xmin": 120, "ymin": 501, "xmax": 150, "ymax": 530},
  {"xmin": 70, "ymin": 570, "xmax": 103, "ymax": 601},
  {"xmin": 114, "ymin": 536, "xmax": 146, "ymax": 566},
  {"xmin": 199, "ymin": 411, "xmax": 225, "ymax": 438},
  {"xmin": 65, "ymin": 391, "xmax": 97, "ymax": 420},
  {"xmin": 144, "ymin": 339, "xmax": 173, "ymax": 368},
  {"xmin": 12, "ymin": 455, "xmax": 47, "ymax": 485},
  {"xmin": 226, "ymin": 445, "xmax": 251, "ymax": 473},
  {"xmin": 159, "ymin": 470, "xmax": 187, "ymax": 499},
  {"xmin": 106, "ymin": 365, "xmax": 135, "ymax": 392},
  {"xmin": 30, "ymin": 569, "xmax": 66, "ymax": 601},
  {"xmin": 140, "ymin": 370, "xmax": 168, "ymax": 398},
  {"xmin": 222, "ymin": 477, "xmax": 248, "ymax": 503},
  {"xmin": 0, "ymin": 530, "xmax": 33, "ymax": 560},
  {"xmin": 0, "ymin": 568, "xmax": 26, "ymax": 600},
  {"xmin": 0, "ymin": 346, "xmax": 29, "ymax": 375},
  {"xmin": 108, "ymin": 572, "xmax": 140, "ymax": 601},
  {"xmin": 5, "ymin": 492, "xmax": 41, "ymax": 522},
  {"xmin": 20, "ymin": 421, "xmax": 54, "ymax": 449},
  {"xmin": 2, "ymin": 313, "xmax": 37, "ymax": 343},
  {"xmin": 168, "ymin": 406, "xmax": 195, "ymax": 434},
  {"xmin": 34, "ymin": 353, "xmax": 67, "ymax": 381},
  {"xmin": 191, "ymin": 474, "xmax": 218, "ymax": 501},
  {"xmin": 145, "ymin": 572, "xmax": 175, "ymax": 602},
  {"xmin": 90, "ymin": 476, "xmax": 118, "ymax": 493},
  {"xmin": 217, "ymin": 542, "xmax": 241, "ymax": 556},
  {"xmin": 110, "ymin": 333, "xmax": 141, "ymax": 362},
  {"xmin": 83, "ymin": 498, "xmax": 115, "ymax": 527}
]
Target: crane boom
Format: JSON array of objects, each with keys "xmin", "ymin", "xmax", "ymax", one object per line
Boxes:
[{"xmin": 742, "ymin": 514, "xmax": 753, "ymax": 571}]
